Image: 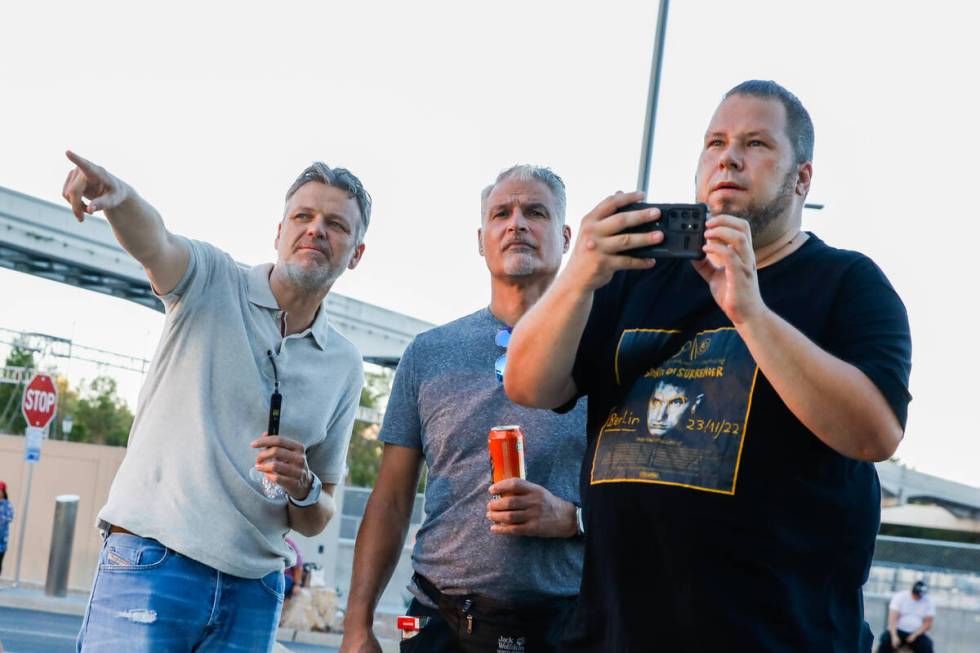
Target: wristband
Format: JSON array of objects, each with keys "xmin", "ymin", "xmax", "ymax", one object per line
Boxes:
[
  {"xmin": 575, "ymin": 505, "xmax": 585, "ymax": 537},
  {"xmin": 288, "ymin": 472, "xmax": 322, "ymax": 507}
]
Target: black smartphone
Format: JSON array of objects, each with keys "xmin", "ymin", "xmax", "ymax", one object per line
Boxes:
[
  {"xmin": 615, "ymin": 202, "xmax": 708, "ymax": 259},
  {"xmin": 267, "ymin": 391, "xmax": 282, "ymax": 436}
]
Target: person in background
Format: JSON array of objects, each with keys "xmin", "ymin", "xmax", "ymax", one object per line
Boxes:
[
  {"xmin": 0, "ymin": 481, "xmax": 12, "ymax": 576},
  {"xmin": 879, "ymin": 580, "xmax": 936, "ymax": 653},
  {"xmin": 284, "ymin": 536, "xmax": 303, "ymax": 601}
]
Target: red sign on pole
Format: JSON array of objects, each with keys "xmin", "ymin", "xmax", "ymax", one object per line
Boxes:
[{"xmin": 21, "ymin": 372, "xmax": 59, "ymax": 429}]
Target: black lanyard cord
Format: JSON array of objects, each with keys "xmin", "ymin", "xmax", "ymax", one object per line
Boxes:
[{"xmin": 267, "ymin": 349, "xmax": 280, "ymax": 391}]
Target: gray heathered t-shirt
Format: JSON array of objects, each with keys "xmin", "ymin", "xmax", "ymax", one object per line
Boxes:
[
  {"xmin": 98, "ymin": 238, "xmax": 363, "ymax": 579},
  {"xmin": 379, "ymin": 308, "xmax": 587, "ymax": 602}
]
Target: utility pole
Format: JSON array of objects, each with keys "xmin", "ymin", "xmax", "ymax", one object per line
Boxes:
[{"xmin": 636, "ymin": 0, "xmax": 670, "ymax": 194}]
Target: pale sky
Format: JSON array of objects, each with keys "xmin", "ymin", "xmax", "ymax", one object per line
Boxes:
[{"xmin": 1, "ymin": 1, "xmax": 977, "ymax": 486}]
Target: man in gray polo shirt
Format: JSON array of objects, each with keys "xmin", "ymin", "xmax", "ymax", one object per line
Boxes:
[
  {"xmin": 60, "ymin": 151, "xmax": 368, "ymax": 653},
  {"xmin": 341, "ymin": 165, "xmax": 586, "ymax": 653}
]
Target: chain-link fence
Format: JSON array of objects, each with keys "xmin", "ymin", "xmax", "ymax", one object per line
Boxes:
[{"xmin": 866, "ymin": 535, "xmax": 980, "ymax": 652}]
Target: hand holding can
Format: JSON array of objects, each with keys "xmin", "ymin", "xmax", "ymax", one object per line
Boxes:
[{"xmin": 488, "ymin": 425, "xmax": 526, "ymax": 486}]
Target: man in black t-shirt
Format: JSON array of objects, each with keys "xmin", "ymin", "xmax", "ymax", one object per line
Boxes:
[{"xmin": 504, "ymin": 80, "xmax": 912, "ymax": 652}]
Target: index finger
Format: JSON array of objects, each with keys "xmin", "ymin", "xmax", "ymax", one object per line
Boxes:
[
  {"xmin": 489, "ymin": 477, "xmax": 534, "ymax": 495},
  {"xmin": 588, "ymin": 190, "xmax": 647, "ymax": 224},
  {"xmin": 65, "ymin": 150, "xmax": 106, "ymax": 181},
  {"xmin": 592, "ymin": 204, "xmax": 661, "ymax": 238},
  {"xmin": 250, "ymin": 434, "xmax": 305, "ymax": 452},
  {"xmin": 705, "ymin": 214, "xmax": 750, "ymax": 232}
]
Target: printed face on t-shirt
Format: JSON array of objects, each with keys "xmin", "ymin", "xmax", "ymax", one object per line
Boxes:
[
  {"xmin": 647, "ymin": 381, "xmax": 692, "ymax": 435},
  {"xmin": 593, "ymin": 328, "xmax": 756, "ymax": 494}
]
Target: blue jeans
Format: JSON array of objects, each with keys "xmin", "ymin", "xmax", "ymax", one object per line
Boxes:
[{"xmin": 77, "ymin": 533, "xmax": 284, "ymax": 652}]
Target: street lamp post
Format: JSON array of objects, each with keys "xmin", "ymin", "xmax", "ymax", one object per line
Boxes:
[{"xmin": 636, "ymin": 0, "xmax": 671, "ymax": 194}]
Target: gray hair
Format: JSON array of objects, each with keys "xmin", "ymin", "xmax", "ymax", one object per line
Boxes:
[
  {"xmin": 285, "ymin": 162, "xmax": 372, "ymax": 244},
  {"xmin": 481, "ymin": 164, "xmax": 566, "ymax": 223},
  {"xmin": 724, "ymin": 80, "xmax": 814, "ymax": 164}
]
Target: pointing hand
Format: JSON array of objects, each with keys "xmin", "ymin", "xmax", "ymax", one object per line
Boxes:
[{"xmin": 61, "ymin": 151, "xmax": 131, "ymax": 221}]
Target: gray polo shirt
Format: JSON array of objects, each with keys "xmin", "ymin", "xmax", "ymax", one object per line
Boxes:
[{"xmin": 98, "ymin": 238, "xmax": 363, "ymax": 579}]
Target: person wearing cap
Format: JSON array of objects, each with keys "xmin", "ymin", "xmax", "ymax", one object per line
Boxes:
[
  {"xmin": 879, "ymin": 580, "xmax": 936, "ymax": 653},
  {"xmin": 341, "ymin": 165, "xmax": 586, "ymax": 653},
  {"xmin": 59, "ymin": 153, "xmax": 369, "ymax": 652},
  {"xmin": 0, "ymin": 481, "xmax": 12, "ymax": 575}
]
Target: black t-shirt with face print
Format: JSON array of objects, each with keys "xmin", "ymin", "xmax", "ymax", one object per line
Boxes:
[{"xmin": 559, "ymin": 234, "xmax": 912, "ymax": 653}]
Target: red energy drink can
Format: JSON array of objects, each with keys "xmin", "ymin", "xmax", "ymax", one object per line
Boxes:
[{"xmin": 488, "ymin": 425, "xmax": 526, "ymax": 484}]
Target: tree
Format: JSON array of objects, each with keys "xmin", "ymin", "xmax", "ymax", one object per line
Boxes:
[
  {"xmin": 53, "ymin": 375, "xmax": 80, "ymax": 439},
  {"xmin": 346, "ymin": 367, "xmax": 392, "ymax": 488},
  {"xmin": 0, "ymin": 344, "xmax": 36, "ymax": 434},
  {"xmin": 68, "ymin": 376, "xmax": 134, "ymax": 447},
  {"xmin": 344, "ymin": 366, "xmax": 428, "ymax": 492}
]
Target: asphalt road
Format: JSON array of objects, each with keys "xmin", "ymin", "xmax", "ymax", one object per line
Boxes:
[
  {"xmin": 0, "ymin": 606, "xmax": 338, "ymax": 653},
  {"xmin": 0, "ymin": 607, "xmax": 78, "ymax": 653}
]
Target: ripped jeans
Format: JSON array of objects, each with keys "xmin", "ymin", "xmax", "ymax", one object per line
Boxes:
[{"xmin": 77, "ymin": 532, "xmax": 284, "ymax": 653}]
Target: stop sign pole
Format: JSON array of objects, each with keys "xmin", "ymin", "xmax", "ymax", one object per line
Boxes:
[{"xmin": 13, "ymin": 372, "xmax": 59, "ymax": 588}]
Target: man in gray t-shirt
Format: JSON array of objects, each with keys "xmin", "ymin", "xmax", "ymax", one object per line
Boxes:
[
  {"xmin": 341, "ymin": 166, "xmax": 586, "ymax": 653},
  {"xmin": 60, "ymin": 152, "xmax": 369, "ymax": 653}
]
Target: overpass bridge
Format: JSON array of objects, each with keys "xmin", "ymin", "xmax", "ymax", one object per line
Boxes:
[
  {"xmin": 0, "ymin": 185, "xmax": 433, "ymax": 367},
  {"xmin": 877, "ymin": 461, "xmax": 980, "ymax": 519}
]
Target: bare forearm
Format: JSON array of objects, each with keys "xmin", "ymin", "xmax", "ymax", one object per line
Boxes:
[
  {"xmin": 739, "ymin": 308, "xmax": 902, "ymax": 461},
  {"xmin": 105, "ymin": 193, "xmax": 187, "ymax": 294},
  {"xmin": 103, "ymin": 192, "xmax": 168, "ymax": 260},
  {"xmin": 506, "ymin": 272, "xmax": 592, "ymax": 408},
  {"xmin": 287, "ymin": 492, "xmax": 336, "ymax": 537},
  {"xmin": 915, "ymin": 618, "xmax": 933, "ymax": 636},
  {"xmin": 344, "ymin": 494, "xmax": 414, "ymax": 628},
  {"xmin": 506, "ymin": 191, "xmax": 663, "ymax": 407}
]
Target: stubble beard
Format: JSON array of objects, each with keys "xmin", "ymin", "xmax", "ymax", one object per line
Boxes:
[
  {"xmin": 501, "ymin": 252, "xmax": 540, "ymax": 277},
  {"xmin": 280, "ymin": 254, "xmax": 343, "ymax": 293},
  {"xmin": 716, "ymin": 169, "xmax": 798, "ymax": 240}
]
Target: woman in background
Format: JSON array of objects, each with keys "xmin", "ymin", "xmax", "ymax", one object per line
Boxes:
[{"xmin": 0, "ymin": 481, "xmax": 13, "ymax": 576}]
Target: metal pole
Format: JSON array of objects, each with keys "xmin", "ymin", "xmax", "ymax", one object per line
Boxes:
[
  {"xmin": 636, "ymin": 0, "xmax": 671, "ymax": 194},
  {"xmin": 321, "ymin": 482, "xmax": 346, "ymax": 589},
  {"xmin": 12, "ymin": 463, "xmax": 34, "ymax": 588},
  {"xmin": 45, "ymin": 495, "xmax": 80, "ymax": 597}
]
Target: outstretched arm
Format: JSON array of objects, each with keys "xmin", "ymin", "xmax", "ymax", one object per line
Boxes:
[
  {"xmin": 887, "ymin": 608, "xmax": 900, "ymax": 647},
  {"xmin": 61, "ymin": 151, "xmax": 188, "ymax": 294},
  {"xmin": 340, "ymin": 444, "xmax": 424, "ymax": 653},
  {"xmin": 505, "ymin": 191, "xmax": 662, "ymax": 408}
]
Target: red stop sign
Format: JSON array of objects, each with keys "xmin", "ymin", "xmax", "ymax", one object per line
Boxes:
[{"xmin": 22, "ymin": 372, "xmax": 59, "ymax": 429}]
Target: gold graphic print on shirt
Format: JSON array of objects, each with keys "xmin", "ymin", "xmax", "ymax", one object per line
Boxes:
[{"xmin": 591, "ymin": 327, "xmax": 759, "ymax": 494}]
